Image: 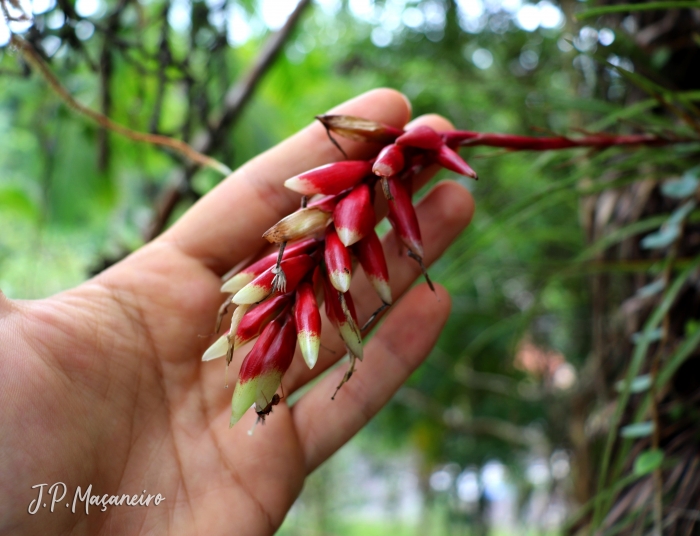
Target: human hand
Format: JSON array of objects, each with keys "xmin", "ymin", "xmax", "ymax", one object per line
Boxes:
[{"xmin": 0, "ymin": 89, "xmax": 474, "ymax": 536}]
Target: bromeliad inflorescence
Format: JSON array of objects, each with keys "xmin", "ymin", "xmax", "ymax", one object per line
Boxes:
[
  {"xmin": 201, "ymin": 113, "xmax": 677, "ymax": 428},
  {"xmin": 201, "ymin": 114, "xmax": 479, "ymax": 428}
]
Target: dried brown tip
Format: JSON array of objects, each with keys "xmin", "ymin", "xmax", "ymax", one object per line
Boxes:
[
  {"xmin": 315, "ymin": 114, "xmax": 403, "ymax": 144},
  {"xmin": 380, "ymin": 177, "xmax": 394, "ymax": 201},
  {"xmin": 332, "ymin": 354, "xmax": 357, "ymax": 400},
  {"xmin": 407, "ymin": 250, "xmax": 436, "ymax": 294},
  {"xmin": 263, "ymin": 208, "xmax": 331, "ymax": 244},
  {"xmin": 215, "ymin": 295, "xmax": 234, "ymax": 334},
  {"xmin": 360, "ymin": 302, "xmax": 390, "ymax": 333}
]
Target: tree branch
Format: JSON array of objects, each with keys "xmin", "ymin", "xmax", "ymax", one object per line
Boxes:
[
  {"xmin": 144, "ymin": 0, "xmax": 312, "ymax": 241},
  {"xmin": 10, "ymin": 34, "xmax": 231, "ymax": 176}
]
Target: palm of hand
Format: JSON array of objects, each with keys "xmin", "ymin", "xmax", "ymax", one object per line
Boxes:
[{"xmin": 0, "ymin": 90, "xmax": 474, "ymax": 536}]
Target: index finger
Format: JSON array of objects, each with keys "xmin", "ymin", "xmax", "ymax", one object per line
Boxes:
[{"xmin": 160, "ymin": 89, "xmax": 412, "ymax": 274}]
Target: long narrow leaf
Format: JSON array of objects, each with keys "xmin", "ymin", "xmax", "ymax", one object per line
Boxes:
[
  {"xmin": 592, "ymin": 255, "xmax": 700, "ymax": 527},
  {"xmin": 577, "ymin": 2, "xmax": 700, "ymax": 20}
]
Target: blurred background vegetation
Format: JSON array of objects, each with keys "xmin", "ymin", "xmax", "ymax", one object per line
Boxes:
[{"xmin": 2, "ymin": 0, "xmax": 700, "ymax": 533}]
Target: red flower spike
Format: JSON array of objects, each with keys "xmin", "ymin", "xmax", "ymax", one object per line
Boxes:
[
  {"xmin": 230, "ymin": 312, "xmax": 297, "ymax": 426},
  {"xmin": 322, "ymin": 273, "xmax": 363, "ymax": 360},
  {"xmin": 396, "ymin": 125, "xmax": 444, "ymax": 151},
  {"xmin": 324, "ymin": 226, "xmax": 353, "ymax": 293},
  {"xmin": 315, "ymin": 114, "xmax": 403, "ymax": 144},
  {"xmin": 333, "ymin": 183, "xmax": 376, "ymax": 247},
  {"xmin": 233, "ymin": 294, "xmax": 291, "ymax": 350},
  {"xmin": 294, "ymin": 282, "xmax": 322, "ymax": 369},
  {"xmin": 436, "ymin": 145, "xmax": 478, "ymax": 179},
  {"xmin": 221, "ymin": 238, "xmax": 319, "ymax": 293},
  {"xmin": 386, "ymin": 176, "xmax": 425, "ymax": 258},
  {"xmin": 354, "ymin": 230, "xmax": 392, "ymax": 305},
  {"xmin": 263, "ymin": 208, "xmax": 331, "ymax": 244},
  {"xmin": 233, "ymin": 254, "xmax": 317, "ymax": 304},
  {"xmin": 284, "ymin": 161, "xmax": 373, "ymax": 196},
  {"xmin": 372, "ymin": 144, "xmax": 405, "ymax": 178}
]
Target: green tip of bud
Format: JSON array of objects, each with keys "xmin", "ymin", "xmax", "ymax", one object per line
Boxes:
[
  {"xmin": 284, "ymin": 176, "xmax": 313, "ymax": 195},
  {"xmin": 202, "ymin": 334, "xmax": 229, "ymax": 361},
  {"xmin": 339, "ymin": 322, "xmax": 363, "ymax": 361},
  {"xmin": 230, "ymin": 380, "xmax": 257, "ymax": 427},
  {"xmin": 221, "ymin": 273, "xmax": 254, "ymax": 294},
  {"xmin": 330, "ymin": 271, "xmax": 352, "ymax": 293},
  {"xmin": 232, "ymin": 284, "xmax": 271, "ymax": 305},
  {"xmin": 298, "ymin": 331, "xmax": 321, "ymax": 369},
  {"xmin": 336, "ymin": 227, "xmax": 363, "ymax": 248},
  {"xmin": 372, "ymin": 277, "xmax": 393, "ymax": 305}
]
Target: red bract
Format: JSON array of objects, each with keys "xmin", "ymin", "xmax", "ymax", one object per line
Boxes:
[
  {"xmin": 230, "ymin": 311, "xmax": 297, "ymax": 426},
  {"xmin": 294, "ymin": 282, "xmax": 322, "ymax": 369},
  {"xmin": 354, "ymin": 229, "xmax": 392, "ymax": 305},
  {"xmin": 307, "ymin": 194, "xmax": 340, "ymax": 213},
  {"xmin": 233, "ymin": 254, "xmax": 317, "ymax": 304},
  {"xmin": 333, "ymin": 183, "xmax": 376, "ymax": 247},
  {"xmin": 324, "ymin": 225, "xmax": 353, "ymax": 293},
  {"xmin": 234, "ymin": 294, "xmax": 291, "ymax": 350},
  {"xmin": 221, "ymin": 238, "xmax": 319, "ymax": 294},
  {"xmin": 322, "ymin": 272, "xmax": 363, "ymax": 360},
  {"xmin": 396, "ymin": 125, "xmax": 444, "ymax": 151},
  {"xmin": 372, "ymin": 144, "xmax": 405, "ymax": 178},
  {"xmin": 386, "ymin": 175, "xmax": 424, "ymax": 259},
  {"xmin": 436, "ymin": 145, "xmax": 478, "ymax": 179},
  {"xmin": 284, "ymin": 161, "xmax": 372, "ymax": 196}
]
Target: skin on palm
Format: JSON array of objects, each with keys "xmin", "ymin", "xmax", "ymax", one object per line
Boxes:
[{"xmin": 0, "ymin": 89, "xmax": 474, "ymax": 536}]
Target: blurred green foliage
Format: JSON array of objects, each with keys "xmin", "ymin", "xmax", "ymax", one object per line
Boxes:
[{"xmin": 3, "ymin": 0, "xmax": 700, "ymax": 533}]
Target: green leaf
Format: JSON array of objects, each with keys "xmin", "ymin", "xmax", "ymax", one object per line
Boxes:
[
  {"xmin": 577, "ymin": 2, "xmax": 700, "ymax": 20},
  {"xmin": 685, "ymin": 319, "xmax": 700, "ymax": 337},
  {"xmin": 620, "ymin": 422, "xmax": 654, "ymax": 439},
  {"xmin": 636, "ymin": 279, "xmax": 665, "ymax": 298},
  {"xmin": 661, "ymin": 174, "xmax": 699, "ymax": 199},
  {"xmin": 615, "ymin": 375, "xmax": 652, "ymax": 394},
  {"xmin": 641, "ymin": 224, "xmax": 680, "ymax": 249},
  {"xmin": 595, "ymin": 256, "xmax": 700, "ymax": 523},
  {"xmin": 0, "ymin": 187, "xmax": 39, "ymax": 220},
  {"xmin": 633, "ymin": 449, "xmax": 664, "ymax": 476},
  {"xmin": 657, "ymin": 325, "xmax": 700, "ymax": 387},
  {"xmin": 631, "ymin": 328, "xmax": 663, "ymax": 344},
  {"xmin": 668, "ymin": 200, "xmax": 697, "ymax": 226}
]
